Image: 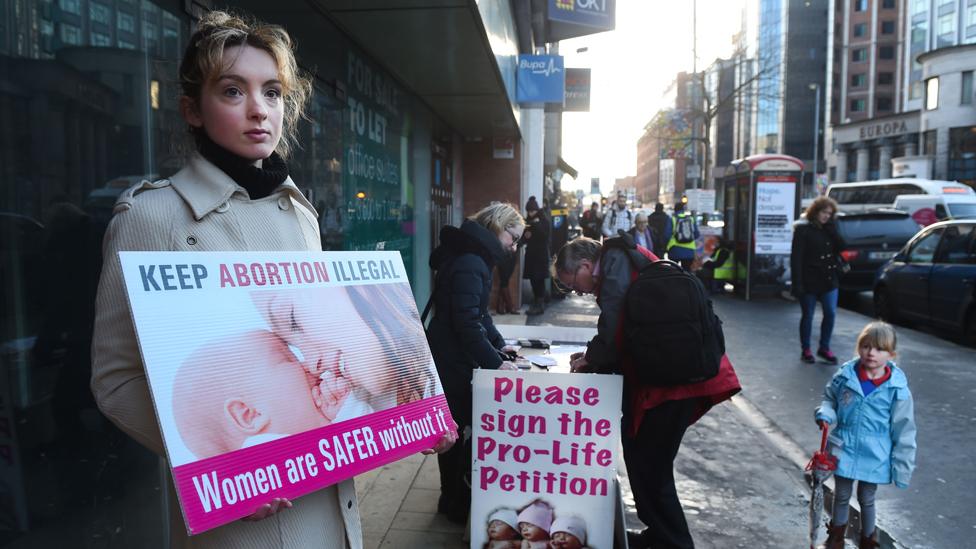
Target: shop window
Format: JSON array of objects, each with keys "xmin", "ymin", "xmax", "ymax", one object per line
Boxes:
[
  {"xmin": 878, "ymin": 71, "xmax": 894, "ymax": 85},
  {"xmin": 59, "ymin": 22, "xmax": 81, "ymax": 45},
  {"xmin": 962, "ymin": 71, "xmax": 973, "ymax": 105},
  {"xmin": 851, "ymin": 73, "xmax": 867, "ymax": 87},
  {"xmin": 879, "ymin": 46, "xmax": 895, "ymax": 59},
  {"xmin": 118, "ymin": 12, "xmax": 135, "ymax": 33},
  {"xmin": 923, "ymin": 129, "xmax": 938, "ymax": 156},
  {"xmin": 90, "ymin": 30, "xmax": 111, "ymax": 46},
  {"xmin": 881, "ymin": 20, "xmax": 896, "ymax": 34},
  {"xmin": 0, "ymin": 2, "xmax": 193, "ymax": 544},
  {"xmin": 925, "ymin": 76, "xmax": 939, "ymax": 111},
  {"xmin": 877, "ymin": 96, "xmax": 893, "ymax": 111},
  {"xmin": 58, "ymin": 0, "xmax": 80, "ymax": 15},
  {"xmin": 851, "ymin": 98, "xmax": 866, "ymax": 112},
  {"xmin": 938, "ymin": 13, "xmax": 956, "ymax": 46},
  {"xmin": 852, "ymin": 48, "xmax": 867, "ymax": 62},
  {"xmin": 926, "ymin": 76, "xmax": 940, "ymax": 110},
  {"xmin": 89, "ymin": 1, "xmax": 111, "ymax": 25},
  {"xmin": 910, "ymin": 80, "xmax": 924, "ymax": 100},
  {"xmin": 854, "ymin": 23, "xmax": 867, "ymax": 37}
]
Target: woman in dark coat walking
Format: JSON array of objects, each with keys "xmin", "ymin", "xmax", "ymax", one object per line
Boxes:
[
  {"xmin": 791, "ymin": 196, "xmax": 844, "ymax": 364},
  {"xmin": 522, "ymin": 196, "xmax": 551, "ymax": 315},
  {"xmin": 426, "ymin": 203, "xmax": 524, "ymax": 524}
]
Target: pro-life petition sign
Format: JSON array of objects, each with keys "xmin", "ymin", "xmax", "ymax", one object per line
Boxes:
[
  {"xmin": 118, "ymin": 251, "xmax": 454, "ymax": 535},
  {"xmin": 471, "ymin": 370, "xmax": 622, "ymax": 549}
]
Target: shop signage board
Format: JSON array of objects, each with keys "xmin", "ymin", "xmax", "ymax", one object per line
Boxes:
[
  {"xmin": 547, "ymin": 0, "xmax": 616, "ymax": 41},
  {"xmin": 754, "ymin": 176, "xmax": 796, "ymax": 255},
  {"xmin": 516, "ymin": 55, "xmax": 565, "ymax": 104},
  {"xmin": 470, "ymin": 370, "xmax": 622, "ymax": 549},
  {"xmin": 118, "ymin": 251, "xmax": 454, "ymax": 535},
  {"xmin": 564, "ymin": 68, "xmax": 591, "ymax": 112}
]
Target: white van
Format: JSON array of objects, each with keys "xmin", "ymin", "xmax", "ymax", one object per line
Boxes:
[
  {"xmin": 892, "ymin": 194, "xmax": 976, "ymax": 226},
  {"xmin": 825, "ymin": 178, "xmax": 976, "ymax": 212}
]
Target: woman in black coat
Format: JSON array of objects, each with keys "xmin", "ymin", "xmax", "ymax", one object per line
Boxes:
[
  {"xmin": 522, "ymin": 196, "xmax": 551, "ymax": 315},
  {"xmin": 426, "ymin": 203, "xmax": 523, "ymax": 524},
  {"xmin": 790, "ymin": 196, "xmax": 844, "ymax": 364}
]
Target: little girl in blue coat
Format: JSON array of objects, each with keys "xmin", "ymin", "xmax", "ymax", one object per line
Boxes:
[{"xmin": 814, "ymin": 321, "xmax": 917, "ymax": 549}]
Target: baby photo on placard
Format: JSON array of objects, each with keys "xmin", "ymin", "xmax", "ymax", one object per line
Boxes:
[{"xmin": 119, "ymin": 251, "xmax": 454, "ymax": 535}]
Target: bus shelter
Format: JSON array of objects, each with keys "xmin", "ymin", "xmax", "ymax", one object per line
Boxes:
[{"xmin": 722, "ymin": 154, "xmax": 804, "ymax": 300}]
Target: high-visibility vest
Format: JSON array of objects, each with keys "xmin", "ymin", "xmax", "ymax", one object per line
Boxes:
[
  {"xmin": 713, "ymin": 251, "xmax": 736, "ymax": 280},
  {"xmin": 667, "ymin": 212, "xmax": 697, "ymax": 251}
]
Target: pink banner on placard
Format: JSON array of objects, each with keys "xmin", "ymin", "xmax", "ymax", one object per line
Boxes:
[{"xmin": 173, "ymin": 395, "xmax": 452, "ymax": 535}]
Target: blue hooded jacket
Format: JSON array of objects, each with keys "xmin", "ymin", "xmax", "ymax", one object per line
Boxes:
[{"xmin": 815, "ymin": 359, "xmax": 917, "ymax": 487}]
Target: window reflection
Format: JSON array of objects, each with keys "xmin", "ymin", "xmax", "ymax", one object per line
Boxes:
[{"xmin": 1, "ymin": 1, "xmax": 186, "ymax": 545}]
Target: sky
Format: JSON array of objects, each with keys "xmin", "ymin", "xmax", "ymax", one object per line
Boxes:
[{"xmin": 559, "ymin": 0, "xmax": 748, "ymax": 196}]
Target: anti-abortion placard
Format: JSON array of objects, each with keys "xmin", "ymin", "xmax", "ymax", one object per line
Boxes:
[
  {"xmin": 118, "ymin": 251, "xmax": 454, "ymax": 535},
  {"xmin": 471, "ymin": 370, "xmax": 622, "ymax": 549}
]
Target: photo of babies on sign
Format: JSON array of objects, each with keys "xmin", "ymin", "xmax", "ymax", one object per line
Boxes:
[
  {"xmin": 118, "ymin": 251, "xmax": 454, "ymax": 535},
  {"xmin": 481, "ymin": 500, "xmax": 592, "ymax": 549}
]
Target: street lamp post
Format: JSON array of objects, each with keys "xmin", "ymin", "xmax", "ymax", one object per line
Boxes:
[{"xmin": 809, "ymin": 83, "xmax": 821, "ymax": 197}]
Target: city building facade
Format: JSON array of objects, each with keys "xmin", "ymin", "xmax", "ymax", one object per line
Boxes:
[{"xmin": 825, "ymin": 0, "xmax": 976, "ymax": 185}]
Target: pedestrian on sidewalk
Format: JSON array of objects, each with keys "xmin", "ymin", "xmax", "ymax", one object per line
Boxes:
[
  {"xmin": 601, "ymin": 192, "xmax": 634, "ymax": 239},
  {"xmin": 580, "ymin": 201, "xmax": 603, "ymax": 240},
  {"xmin": 427, "ymin": 203, "xmax": 523, "ymax": 524},
  {"xmin": 791, "ymin": 196, "xmax": 845, "ymax": 364},
  {"xmin": 666, "ymin": 201, "xmax": 699, "ymax": 270},
  {"xmin": 522, "ymin": 196, "xmax": 550, "ymax": 315},
  {"xmin": 551, "ymin": 235, "xmax": 741, "ymax": 549},
  {"xmin": 627, "ymin": 212, "xmax": 655, "ymax": 252},
  {"xmin": 814, "ymin": 321, "xmax": 917, "ymax": 549},
  {"xmin": 647, "ymin": 203, "xmax": 671, "ymax": 258}
]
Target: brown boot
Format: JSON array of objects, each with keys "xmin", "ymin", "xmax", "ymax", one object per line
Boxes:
[
  {"xmin": 820, "ymin": 522, "xmax": 846, "ymax": 549},
  {"xmin": 859, "ymin": 530, "xmax": 879, "ymax": 549}
]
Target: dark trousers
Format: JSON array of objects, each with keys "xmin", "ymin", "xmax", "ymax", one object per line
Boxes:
[
  {"xmin": 437, "ymin": 387, "xmax": 472, "ymax": 518},
  {"xmin": 622, "ymin": 398, "xmax": 699, "ymax": 549},
  {"xmin": 529, "ymin": 277, "xmax": 546, "ymax": 302}
]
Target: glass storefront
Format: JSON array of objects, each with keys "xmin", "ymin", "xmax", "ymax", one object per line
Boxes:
[{"xmin": 1, "ymin": 1, "xmax": 424, "ymax": 545}]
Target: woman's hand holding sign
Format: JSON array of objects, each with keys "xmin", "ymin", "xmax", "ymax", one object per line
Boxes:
[
  {"xmin": 241, "ymin": 497, "xmax": 292, "ymax": 522},
  {"xmin": 422, "ymin": 419, "xmax": 459, "ymax": 455}
]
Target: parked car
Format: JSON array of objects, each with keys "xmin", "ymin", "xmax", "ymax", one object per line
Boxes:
[
  {"xmin": 874, "ymin": 219, "xmax": 976, "ymax": 344},
  {"xmin": 833, "ymin": 210, "xmax": 922, "ymax": 293}
]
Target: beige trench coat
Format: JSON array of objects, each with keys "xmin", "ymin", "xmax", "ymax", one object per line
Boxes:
[{"xmin": 91, "ymin": 154, "xmax": 362, "ymax": 549}]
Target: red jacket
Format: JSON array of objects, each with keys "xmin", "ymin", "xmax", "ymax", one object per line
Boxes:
[{"xmin": 597, "ymin": 244, "xmax": 742, "ymax": 437}]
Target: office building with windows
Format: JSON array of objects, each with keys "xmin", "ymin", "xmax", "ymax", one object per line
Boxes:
[{"xmin": 825, "ymin": 0, "xmax": 975, "ymax": 185}]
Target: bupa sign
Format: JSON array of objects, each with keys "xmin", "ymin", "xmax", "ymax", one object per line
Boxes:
[{"xmin": 516, "ymin": 55, "xmax": 565, "ymax": 104}]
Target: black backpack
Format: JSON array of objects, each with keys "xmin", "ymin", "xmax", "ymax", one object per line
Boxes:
[{"xmin": 605, "ymin": 235, "xmax": 725, "ymax": 386}]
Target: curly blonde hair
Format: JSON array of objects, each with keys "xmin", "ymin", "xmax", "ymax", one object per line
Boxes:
[{"xmin": 179, "ymin": 11, "xmax": 312, "ymax": 158}]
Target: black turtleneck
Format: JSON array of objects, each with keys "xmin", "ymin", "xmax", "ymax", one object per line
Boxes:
[{"xmin": 198, "ymin": 132, "xmax": 289, "ymax": 200}]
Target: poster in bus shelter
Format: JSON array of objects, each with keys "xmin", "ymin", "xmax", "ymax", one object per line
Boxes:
[
  {"xmin": 752, "ymin": 175, "xmax": 797, "ymax": 291},
  {"xmin": 118, "ymin": 250, "xmax": 454, "ymax": 535},
  {"xmin": 470, "ymin": 370, "xmax": 622, "ymax": 549}
]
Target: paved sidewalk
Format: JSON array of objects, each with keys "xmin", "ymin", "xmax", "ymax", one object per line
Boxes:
[{"xmin": 354, "ymin": 294, "xmax": 827, "ymax": 548}]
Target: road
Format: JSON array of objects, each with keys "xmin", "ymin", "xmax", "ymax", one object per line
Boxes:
[{"xmin": 713, "ymin": 293, "xmax": 976, "ymax": 549}]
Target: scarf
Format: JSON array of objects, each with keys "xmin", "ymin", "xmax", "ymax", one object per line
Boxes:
[{"xmin": 198, "ymin": 133, "xmax": 289, "ymax": 200}]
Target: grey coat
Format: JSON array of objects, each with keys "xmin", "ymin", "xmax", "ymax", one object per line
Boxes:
[{"xmin": 91, "ymin": 154, "xmax": 361, "ymax": 548}]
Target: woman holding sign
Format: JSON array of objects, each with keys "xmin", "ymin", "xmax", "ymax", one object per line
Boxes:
[
  {"xmin": 91, "ymin": 11, "xmax": 454, "ymax": 547},
  {"xmin": 427, "ymin": 203, "xmax": 524, "ymax": 524}
]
